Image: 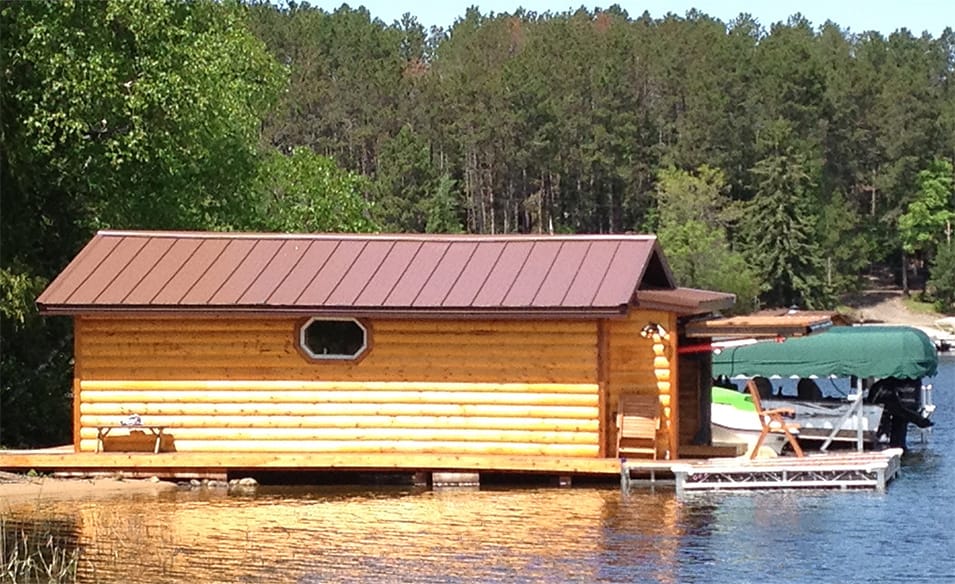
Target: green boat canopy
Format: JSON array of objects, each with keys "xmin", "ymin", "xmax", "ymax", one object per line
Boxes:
[{"xmin": 712, "ymin": 325, "xmax": 938, "ymax": 380}]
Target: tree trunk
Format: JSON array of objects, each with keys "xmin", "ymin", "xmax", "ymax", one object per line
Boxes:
[{"xmin": 901, "ymin": 250, "xmax": 909, "ymax": 296}]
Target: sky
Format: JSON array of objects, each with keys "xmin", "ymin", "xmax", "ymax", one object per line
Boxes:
[{"xmin": 330, "ymin": 0, "xmax": 953, "ymax": 37}]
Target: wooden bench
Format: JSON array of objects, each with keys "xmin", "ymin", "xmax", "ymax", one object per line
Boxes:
[
  {"xmin": 96, "ymin": 425, "xmax": 165, "ymax": 454},
  {"xmin": 616, "ymin": 393, "xmax": 660, "ymax": 459}
]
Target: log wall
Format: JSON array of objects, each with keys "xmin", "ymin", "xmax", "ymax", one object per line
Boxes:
[
  {"xmin": 606, "ymin": 310, "xmax": 677, "ymax": 458},
  {"xmin": 74, "ymin": 316, "xmax": 601, "ymax": 456}
]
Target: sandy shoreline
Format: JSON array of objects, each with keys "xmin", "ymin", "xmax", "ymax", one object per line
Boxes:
[{"xmin": 1, "ymin": 474, "xmax": 178, "ymax": 506}]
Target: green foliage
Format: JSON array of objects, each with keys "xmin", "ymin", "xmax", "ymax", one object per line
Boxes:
[
  {"xmin": 0, "ymin": 311, "xmax": 74, "ymax": 448},
  {"xmin": 0, "ymin": 268, "xmax": 72, "ymax": 448},
  {"xmin": 898, "ymin": 159, "xmax": 955, "ymax": 256},
  {"xmin": 929, "ymin": 241, "xmax": 955, "ymax": 313},
  {"xmin": 247, "ymin": 4, "xmax": 954, "ymax": 265},
  {"xmin": 816, "ymin": 190, "xmax": 873, "ymax": 294},
  {"xmin": 3, "ymin": 0, "xmax": 284, "ymax": 232},
  {"xmin": 654, "ymin": 165, "xmax": 731, "ymax": 228},
  {"xmin": 739, "ymin": 147, "xmax": 832, "ymax": 309},
  {"xmin": 254, "ymin": 147, "xmax": 377, "ymax": 233},
  {"xmin": 0, "ymin": 269, "xmax": 47, "ymax": 325},
  {"xmin": 0, "ymin": 0, "xmax": 284, "ymax": 448},
  {"xmin": 371, "ymin": 127, "xmax": 441, "ymax": 231},
  {"xmin": 657, "ymin": 221, "xmax": 762, "ymax": 314},
  {"xmin": 425, "ymin": 174, "xmax": 465, "ymax": 233},
  {"xmin": 652, "ymin": 166, "xmax": 762, "ymax": 313}
]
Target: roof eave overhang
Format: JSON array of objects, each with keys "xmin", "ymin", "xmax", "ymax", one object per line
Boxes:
[
  {"xmin": 37, "ymin": 304, "xmax": 633, "ymax": 320},
  {"xmin": 634, "ymin": 289, "xmax": 736, "ymax": 316}
]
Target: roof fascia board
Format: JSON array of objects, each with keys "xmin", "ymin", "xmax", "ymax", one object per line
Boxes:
[{"xmin": 38, "ymin": 305, "xmax": 631, "ymax": 320}]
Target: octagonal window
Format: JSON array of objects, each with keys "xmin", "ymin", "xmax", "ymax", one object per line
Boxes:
[{"xmin": 299, "ymin": 318, "xmax": 368, "ymax": 360}]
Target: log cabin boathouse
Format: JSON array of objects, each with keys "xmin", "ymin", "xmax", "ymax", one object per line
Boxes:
[{"xmin": 28, "ymin": 230, "xmax": 737, "ymax": 484}]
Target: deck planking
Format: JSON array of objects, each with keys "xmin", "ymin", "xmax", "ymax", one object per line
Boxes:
[
  {"xmin": 0, "ymin": 449, "xmax": 624, "ymax": 480},
  {"xmin": 3, "ymin": 448, "xmax": 905, "ymax": 494}
]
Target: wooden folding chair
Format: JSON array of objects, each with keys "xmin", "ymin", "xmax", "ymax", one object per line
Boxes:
[
  {"xmin": 616, "ymin": 393, "xmax": 660, "ymax": 459},
  {"xmin": 746, "ymin": 379, "xmax": 805, "ymax": 459}
]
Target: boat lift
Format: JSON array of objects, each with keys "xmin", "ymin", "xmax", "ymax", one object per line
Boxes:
[{"xmin": 819, "ymin": 379, "xmax": 866, "ymax": 452}]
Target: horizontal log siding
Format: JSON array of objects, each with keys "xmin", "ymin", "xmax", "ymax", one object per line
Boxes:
[
  {"xmin": 75, "ymin": 317, "xmax": 600, "ymax": 455},
  {"xmin": 606, "ymin": 310, "xmax": 676, "ymax": 456}
]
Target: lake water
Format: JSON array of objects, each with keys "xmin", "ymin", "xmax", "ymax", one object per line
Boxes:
[{"xmin": 4, "ymin": 356, "xmax": 955, "ymax": 583}]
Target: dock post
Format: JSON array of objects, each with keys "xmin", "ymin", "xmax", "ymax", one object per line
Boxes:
[
  {"xmin": 413, "ymin": 472, "xmax": 429, "ymax": 487},
  {"xmin": 432, "ymin": 472, "xmax": 480, "ymax": 488},
  {"xmin": 619, "ymin": 458, "xmax": 630, "ymax": 492},
  {"xmin": 674, "ymin": 468, "xmax": 686, "ymax": 498}
]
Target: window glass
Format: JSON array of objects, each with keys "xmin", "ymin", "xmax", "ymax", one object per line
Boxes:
[{"xmin": 299, "ymin": 318, "xmax": 367, "ymax": 360}]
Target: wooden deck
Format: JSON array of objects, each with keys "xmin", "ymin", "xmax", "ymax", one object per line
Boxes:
[
  {"xmin": 0, "ymin": 448, "xmax": 624, "ymax": 481},
  {"xmin": 621, "ymin": 449, "xmax": 905, "ymax": 496},
  {"xmin": 4, "ymin": 446, "xmax": 904, "ymax": 494}
]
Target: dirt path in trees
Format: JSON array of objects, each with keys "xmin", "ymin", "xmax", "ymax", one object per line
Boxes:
[{"xmin": 841, "ymin": 283, "xmax": 945, "ymax": 327}]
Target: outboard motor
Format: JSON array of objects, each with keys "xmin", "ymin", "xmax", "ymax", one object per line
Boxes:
[
  {"xmin": 896, "ymin": 378, "xmax": 922, "ymax": 411},
  {"xmin": 871, "ymin": 378, "xmax": 934, "ymax": 449}
]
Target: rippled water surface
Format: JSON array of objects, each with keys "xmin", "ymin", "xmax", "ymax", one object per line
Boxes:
[{"xmin": 5, "ymin": 357, "xmax": 955, "ymax": 583}]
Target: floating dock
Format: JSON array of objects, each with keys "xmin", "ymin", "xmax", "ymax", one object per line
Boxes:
[{"xmin": 621, "ymin": 449, "xmax": 904, "ymax": 496}]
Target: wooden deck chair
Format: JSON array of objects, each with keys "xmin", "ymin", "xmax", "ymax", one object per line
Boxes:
[
  {"xmin": 746, "ymin": 379, "xmax": 805, "ymax": 459},
  {"xmin": 615, "ymin": 393, "xmax": 660, "ymax": 459}
]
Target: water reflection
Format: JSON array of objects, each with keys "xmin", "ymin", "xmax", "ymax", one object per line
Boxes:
[
  {"xmin": 5, "ymin": 487, "xmax": 676, "ymax": 583},
  {"xmin": 2, "ymin": 463, "xmax": 954, "ymax": 584}
]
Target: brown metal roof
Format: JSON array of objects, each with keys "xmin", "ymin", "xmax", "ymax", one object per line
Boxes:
[{"xmin": 37, "ymin": 230, "xmax": 731, "ymax": 317}]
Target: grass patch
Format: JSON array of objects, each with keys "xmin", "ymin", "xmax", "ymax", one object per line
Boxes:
[
  {"xmin": 1, "ymin": 517, "xmax": 78, "ymax": 583},
  {"xmin": 901, "ymin": 295, "xmax": 940, "ymax": 315}
]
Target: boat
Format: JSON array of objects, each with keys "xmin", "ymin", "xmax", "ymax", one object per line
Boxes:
[
  {"xmin": 710, "ymin": 386, "xmax": 789, "ymax": 457},
  {"xmin": 711, "ymin": 325, "xmax": 938, "ymax": 453}
]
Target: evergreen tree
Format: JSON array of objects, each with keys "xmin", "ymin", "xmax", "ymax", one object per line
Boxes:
[
  {"xmin": 740, "ymin": 142, "xmax": 831, "ymax": 308},
  {"xmin": 371, "ymin": 127, "xmax": 440, "ymax": 231},
  {"xmin": 425, "ymin": 174, "xmax": 465, "ymax": 233},
  {"xmin": 816, "ymin": 190, "xmax": 873, "ymax": 294},
  {"xmin": 929, "ymin": 241, "xmax": 955, "ymax": 313}
]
